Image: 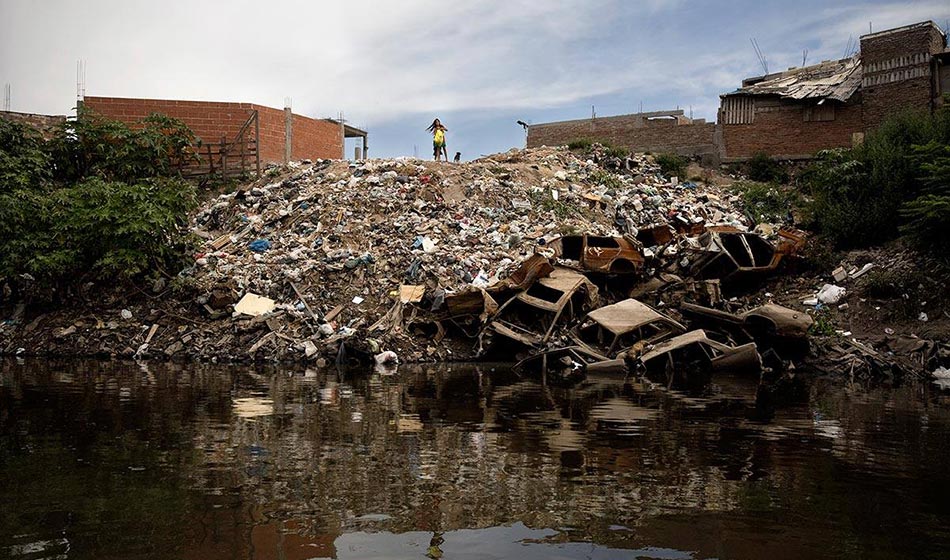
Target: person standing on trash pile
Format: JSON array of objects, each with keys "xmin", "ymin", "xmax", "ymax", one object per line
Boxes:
[{"xmin": 427, "ymin": 118, "xmax": 448, "ymax": 161}]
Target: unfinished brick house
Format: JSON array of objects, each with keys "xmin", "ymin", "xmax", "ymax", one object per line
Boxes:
[
  {"xmin": 720, "ymin": 21, "xmax": 949, "ymax": 160},
  {"xmin": 528, "ymin": 20, "xmax": 950, "ymax": 163},
  {"xmin": 81, "ymin": 96, "xmax": 367, "ymax": 176}
]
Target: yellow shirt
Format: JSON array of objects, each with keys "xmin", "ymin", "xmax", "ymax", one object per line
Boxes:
[{"xmin": 434, "ymin": 129, "xmax": 445, "ymax": 144}]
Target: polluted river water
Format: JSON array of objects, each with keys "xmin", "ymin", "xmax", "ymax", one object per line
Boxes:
[{"xmin": 1, "ymin": 359, "xmax": 949, "ymax": 559}]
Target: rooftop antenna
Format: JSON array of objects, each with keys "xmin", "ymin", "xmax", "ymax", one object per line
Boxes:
[
  {"xmin": 750, "ymin": 38, "xmax": 769, "ymax": 74},
  {"xmin": 75, "ymin": 60, "xmax": 86, "ymax": 102},
  {"xmin": 802, "ymin": 48, "xmax": 809, "ymax": 67},
  {"xmin": 3, "ymin": 84, "xmax": 10, "ymax": 111}
]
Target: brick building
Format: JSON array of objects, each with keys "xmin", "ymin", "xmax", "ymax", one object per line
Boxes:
[
  {"xmin": 720, "ymin": 21, "xmax": 949, "ymax": 160},
  {"xmin": 526, "ymin": 110, "xmax": 719, "ymax": 163},
  {"xmin": 528, "ymin": 20, "xmax": 950, "ymax": 163},
  {"xmin": 81, "ymin": 96, "xmax": 367, "ymax": 174}
]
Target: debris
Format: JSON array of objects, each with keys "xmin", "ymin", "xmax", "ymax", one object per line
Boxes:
[
  {"xmin": 399, "ymin": 285, "xmax": 426, "ymax": 304},
  {"xmin": 234, "ymin": 293, "xmax": 276, "ymax": 317},
  {"xmin": 571, "ymin": 299, "xmax": 686, "ymax": 360},
  {"xmin": 832, "ymin": 266, "xmax": 848, "ymax": 282},
  {"xmin": 120, "ymin": 309, "xmax": 133, "ymax": 320},
  {"xmin": 817, "ymin": 284, "xmax": 847, "ymax": 304},
  {"xmin": 247, "ymin": 239, "xmax": 271, "ymax": 252},
  {"xmin": 850, "ymin": 263, "xmax": 874, "ymax": 279},
  {"xmin": 374, "ymin": 350, "xmax": 399, "ymax": 365},
  {"xmin": 638, "ymin": 330, "xmax": 763, "ymax": 376}
]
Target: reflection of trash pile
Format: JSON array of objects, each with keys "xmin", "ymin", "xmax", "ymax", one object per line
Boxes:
[{"xmin": 180, "ymin": 145, "xmax": 812, "ymax": 372}]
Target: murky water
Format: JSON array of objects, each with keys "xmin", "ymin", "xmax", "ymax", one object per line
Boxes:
[{"xmin": 2, "ymin": 359, "xmax": 950, "ymax": 559}]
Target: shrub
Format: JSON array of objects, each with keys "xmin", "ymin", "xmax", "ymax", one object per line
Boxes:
[
  {"xmin": 567, "ymin": 138, "xmax": 592, "ymax": 151},
  {"xmin": 801, "ymin": 103, "xmax": 950, "ymax": 251},
  {"xmin": 746, "ymin": 152, "xmax": 788, "ymax": 183},
  {"xmin": 47, "ymin": 106, "xmax": 198, "ymax": 183},
  {"xmin": 655, "ymin": 153, "xmax": 687, "ymax": 178},
  {"xmin": 604, "ymin": 145, "xmax": 628, "ymax": 159},
  {"xmin": 0, "ymin": 110, "xmax": 199, "ymax": 301}
]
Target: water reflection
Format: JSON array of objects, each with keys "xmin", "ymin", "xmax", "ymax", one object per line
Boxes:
[{"xmin": 2, "ymin": 359, "xmax": 950, "ymax": 559}]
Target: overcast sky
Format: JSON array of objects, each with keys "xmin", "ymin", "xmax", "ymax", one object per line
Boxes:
[{"xmin": 2, "ymin": 0, "xmax": 949, "ymax": 159}]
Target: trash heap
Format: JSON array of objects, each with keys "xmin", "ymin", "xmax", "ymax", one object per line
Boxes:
[{"xmin": 163, "ymin": 145, "xmax": 798, "ymax": 365}]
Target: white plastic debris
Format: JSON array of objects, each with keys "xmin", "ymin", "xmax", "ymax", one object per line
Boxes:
[
  {"xmin": 832, "ymin": 266, "xmax": 848, "ymax": 282},
  {"xmin": 374, "ymin": 350, "xmax": 398, "ymax": 365},
  {"xmin": 850, "ymin": 263, "xmax": 874, "ymax": 279},
  {"xmin": 817, "ymin": 284, "xmax": 847, "ymax": 304},
  {"xmin": 919, "ymin": 312, "xmax": 929, "ymax": 322},
  {"xmin": 120, "ymin": 309, "xmax": 133, "ymax": 320}
]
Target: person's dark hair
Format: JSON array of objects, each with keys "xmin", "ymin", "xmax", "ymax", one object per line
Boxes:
[{"xmin": 426, "ymin": 118, "xmax": 444, "ymax": 132}]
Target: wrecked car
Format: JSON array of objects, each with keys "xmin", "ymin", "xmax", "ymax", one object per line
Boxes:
[
  {"xmin": 513, "ymin": 346, "xmax": 627, "ymax": 379},
  {"xmin": 637, "ymin": 330, "xmax": 762, "ymax": 376},
  {"xmin": 479, "ymin": 268, "xmax": 599, "ymax": 351},
  {"xmin": 547, "ymin": 235, "xmax": 645, "ymax": 274},
  {"xmin": 680, "ymin": 302, "xmax": 813, "ymax": 356},
  {"xmin": 570, "ymin": 298, "xmax": 686, "ymax": 360},
  {"xmin": 684, "ymin": 227, "xmax": 806, "ymax": 287}
]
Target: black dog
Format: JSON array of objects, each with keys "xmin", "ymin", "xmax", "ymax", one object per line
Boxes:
[{"xmin": 453, "ymin": 152, "xmax": 461, "ymax": 163}]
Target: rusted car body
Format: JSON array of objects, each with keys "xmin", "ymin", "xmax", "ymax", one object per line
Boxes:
[
  {"xmin": 680, "ymin": 302, "xmax": 813, "ymax": 355},
  {"xmin": 513, "ymin": 346, "xmax": 627, "ymax": 378},
  {"xmin": 570, "ymin": 298, "xmax": 686, "ymax": 360},
  {"xmin": 681, "ymin": 302, "xmax": 812, "ymax": 338},
  {"xmin": 547, "ymin": 235, "xmax": 645, "ymax": 274},
  {"xmin": 685, "ymin": 227, "xmax": 806, "ymax": 286},
  {"xmin": 480, "ymin": 268, "xmax": 599, "ymax": 350},
  {"xmin": 638, "ymin": 330, "xmax": 762, "ymax": 376}
]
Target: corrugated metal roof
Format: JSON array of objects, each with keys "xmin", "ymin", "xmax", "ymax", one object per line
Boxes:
[{"xmin": 723, "ymin": 56, "xmax": 862, "ymax": 102}]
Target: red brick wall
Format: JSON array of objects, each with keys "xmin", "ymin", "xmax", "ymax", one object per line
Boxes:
[
  {"xmin": 292, "ymin": 113, "xmax": 342, "ymax": 160},
  {"xmin": 722, "ymin": 96, "xmax": 864, "ymax": 159},
  {"xmin": 82, "ymin": 96, "xmax": 343, "ymax": 163},
  {"xmin": 527, "ymin": 113, "xmax": 718, "ymax": 158},
  {"xmin": 0, "ymin": 110, "xmax": 66, "ymax": 139}
]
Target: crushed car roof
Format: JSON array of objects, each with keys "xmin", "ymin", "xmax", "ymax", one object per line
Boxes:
[{"xmin": 585, "ymin": 299, "xmax": 668, "ymax": 336}]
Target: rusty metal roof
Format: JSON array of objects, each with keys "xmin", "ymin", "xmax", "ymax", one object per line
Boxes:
[{"xmin": 723, "ymin": 56, "xmax": 862, "ymax": 102}]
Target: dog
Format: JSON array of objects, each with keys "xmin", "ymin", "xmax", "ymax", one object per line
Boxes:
[{"xmin": 453, "ymin": 152, "xmax": 461, "ymax": 163}]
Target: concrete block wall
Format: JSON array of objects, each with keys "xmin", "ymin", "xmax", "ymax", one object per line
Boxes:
[
  {"xmin": 82, "ymin": 96, "xmax": 343, "ymax": 163},
  {"xmin": 722, "ymin": 97, "xmax": 865, "ymax": 160},
  {"xmin": 527, "ymin": 113, "xmax": 718, "ymax": 159}
]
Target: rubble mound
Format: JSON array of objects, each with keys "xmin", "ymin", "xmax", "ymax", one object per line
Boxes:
[{"xmin": 179, "ymin": 146, "xmax": 752, "ymax": 363}]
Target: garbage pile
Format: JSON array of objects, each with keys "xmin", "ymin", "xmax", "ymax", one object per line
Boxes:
[{"xmin": 133, "ymin": 145, "xmax": 806, "ymax": 368}]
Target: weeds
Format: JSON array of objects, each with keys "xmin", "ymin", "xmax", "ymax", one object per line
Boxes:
[
  {"xmin": 808, "ymin": 308, "xmax": 837, "ymax": 336},
  {"xmin": 588, "ymin": 169, "xmax": 622, "ymax": 190},
  {"xmin": 655, "ymin": 153, "xmax": 687, "ymax": 178},
  {"xmin": 746, "ymin": 152, "xmax": 789, "ymax": 183},
  {"xmin": 734, "ymin": 180, "xmax": 802, "ymax": 224},
  {"xmin": 567, "ymin": 138, "xmax": 592, "ymax": 151}
]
